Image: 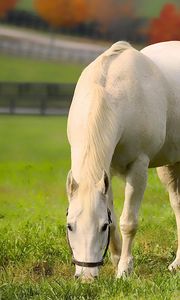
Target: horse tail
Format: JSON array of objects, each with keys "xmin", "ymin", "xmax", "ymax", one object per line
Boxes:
[{"xmin": 104, "ymin": 41, "xmax": 132, "ymax": 57}]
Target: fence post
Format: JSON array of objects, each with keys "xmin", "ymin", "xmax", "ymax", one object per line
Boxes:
[
  {"xmin": 40, "ymin": 97, "xmax": 47, "ymax": 115},
  {"xmin": 9, "ymin": 97, "xmax": 15, "ymax": 114},
  {"xmin": 0, "ymin": 83, "xmax": 76, "ymax": 115}
]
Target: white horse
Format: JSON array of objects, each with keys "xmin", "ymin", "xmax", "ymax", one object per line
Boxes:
[{"xmin": 66, "ymin": 41, "xmax": 180, "ymax": 280}]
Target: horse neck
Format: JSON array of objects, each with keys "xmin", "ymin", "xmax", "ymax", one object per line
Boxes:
[{"xmin": 79, "ymin": 90, "xmax": 118, "ymax": 184}]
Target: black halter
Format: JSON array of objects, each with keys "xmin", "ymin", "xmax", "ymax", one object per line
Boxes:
[{"xmin": 66, "ymin": 208, "xmax": 112, "ymax": 268}]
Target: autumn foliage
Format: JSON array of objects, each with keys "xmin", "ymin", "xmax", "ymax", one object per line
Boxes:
[
  {"xmin": 34, "ymin": 0, "xmax": 89, "ymax": 28},
  {"xmin": 148, "ymin": 3, "xmax": 180, "ymax": 43},
  {"xmin": 34, "ymin": 0, "xmax": 134, "ymax": 31},
  {"xmin": 89, "ymin": 0, "xmax": 134, "ymax": 32},
  {"xmin": 0, "ymin": 0, "xmax": 19, "ymax": 17}
]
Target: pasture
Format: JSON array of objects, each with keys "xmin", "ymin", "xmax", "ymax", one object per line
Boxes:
[
  {"xmin": 0, "ymin": 116, "xmax": 179, "ymax": 299},
  {"xmin": 0, "ymin": 54, "xmax": 84, "ymax": 83}
]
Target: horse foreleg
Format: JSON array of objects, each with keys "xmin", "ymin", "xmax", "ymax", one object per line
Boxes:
[
  {"xmin": 117, "ymin": 155, "xmax": 149, "ymax": 278},
  {"xmin": 108, "ymin": 186, "xmax": 121, "ymax": 267}
]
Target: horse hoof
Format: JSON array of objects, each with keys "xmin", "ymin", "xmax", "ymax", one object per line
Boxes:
[
  {"xmin": 168, "ymin": 258, "xmax": 180, "ymax": 272},
  {"xmin": 116, "ymin": 256, "xmax": 133, "ymax": 278}
]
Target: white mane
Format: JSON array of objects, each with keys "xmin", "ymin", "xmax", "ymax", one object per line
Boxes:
[
  {"xmin": 104, "ymin": 41, "xmax": 132, "ymax": 57},
  {"xmin": 79, "ymin": 42, "xmax": 132, "ymax": 184}
]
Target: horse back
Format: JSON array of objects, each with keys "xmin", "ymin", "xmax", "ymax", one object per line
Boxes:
[{"xmin": 141, "ymin": 41, "xmax": 180, "ymax": 166}]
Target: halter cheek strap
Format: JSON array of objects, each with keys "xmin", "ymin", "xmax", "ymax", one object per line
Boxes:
[{"xmin": 66, "ymin": 208, "xmax": 112, "ymax": 268}]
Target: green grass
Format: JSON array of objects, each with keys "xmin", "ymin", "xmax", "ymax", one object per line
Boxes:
[
  {"xmin": 0, "ymin": 54, "xmax": 84, "ymax": 83},
  {"xmin": 0, "ymin": 116, "xmax": 179, "ymax": 299}
]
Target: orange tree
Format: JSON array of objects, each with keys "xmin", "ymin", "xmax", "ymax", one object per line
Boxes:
[
  {"xmin": 89, "ymin": 0, "xmax": 134, "ymax": 32},
  {"xmin": 0, "ymin": 0, "xmax": 19, "ymax": 17},
  {"xmin": 148, "ymin": 3, "xmax": 180, "ymax": 43},
  {"xmin": 34, "ymin": 0, "xmax": 89, "ymax": 28}
]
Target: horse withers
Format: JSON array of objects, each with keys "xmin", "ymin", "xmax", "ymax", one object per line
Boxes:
[{"xmin": 66, "ymin": 41, "xmax": 180, "ymax": 280}]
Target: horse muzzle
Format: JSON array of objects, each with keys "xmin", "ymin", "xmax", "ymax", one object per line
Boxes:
[{"xmin": 75, "ymin": 265, "xmax": 99, "ymax": 281}]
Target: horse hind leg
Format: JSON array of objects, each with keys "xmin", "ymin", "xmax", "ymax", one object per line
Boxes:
[{"xmin": 157, "ymin": 163, "xmax": 180, "ymax": 272}]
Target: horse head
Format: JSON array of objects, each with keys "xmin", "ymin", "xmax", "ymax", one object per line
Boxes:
[{"xmin": 66, "ymin": 170, "xmax": 112, "ymax": 281}]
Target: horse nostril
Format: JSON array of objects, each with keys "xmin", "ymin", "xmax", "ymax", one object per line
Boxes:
[
  {"xmin": 74, "ymin": 275, "xmax": 80, "ymax": 279},
  {"xmin": 94, "ymin": 275, "xmax": 98, "ymax": 279}
]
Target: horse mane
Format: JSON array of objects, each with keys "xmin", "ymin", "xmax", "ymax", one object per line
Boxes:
[
  {"xmin": 80, "ymin": 85, "xmax": 113, "ymax": 182},
  {"xmin": 80, "ymin": 42, "xmax": 132, "ymax": 184},
  {"xmin": 104, "ymin": 41, "xmax": 132, "ymax": 57}
]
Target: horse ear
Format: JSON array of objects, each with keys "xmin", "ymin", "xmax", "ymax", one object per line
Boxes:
[
  {"xmin": 66, "ymin": 170, "xmax": 78, "ymax": 199},
  {"xmin": 97, "ymin": 171, "xmax": 109, "ymax": 195}
]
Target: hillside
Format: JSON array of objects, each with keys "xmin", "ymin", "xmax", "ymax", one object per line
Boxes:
[
  {"xmin": 16, "ymin": 0, "xmax": 33, "ymax": 11},
  {"xmin": 16, "ymin": 0, "xmax": 180, "ymax": 17},
  {"xmin": 136, "ymin": 0, "xmax": 180, "ymax": 17}
]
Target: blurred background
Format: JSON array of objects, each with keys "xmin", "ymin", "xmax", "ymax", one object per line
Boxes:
[
  {"xmin": 0, "ymin": 0, "xmax": 180, "ymax": 114},
  {"xmin": 0, "ymin": 3, "xmax": 179, "ymax": 294}
]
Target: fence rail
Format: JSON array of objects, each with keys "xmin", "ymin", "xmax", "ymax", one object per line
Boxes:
[
  {"xmin": 0, "ymin": 28, "xmax": 106, "ymax": 63},
  {"xmin": 0, "ymin": 82, "xmax": 76, "ymax": 115},
  {"xmin": 0, "ymin": 38, "xmax": 102, "ymax": 63}
]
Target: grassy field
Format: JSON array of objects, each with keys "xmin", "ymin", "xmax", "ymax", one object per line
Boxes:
[
  {"xmin": 0, "ymin": 54, "xmax": 84, "ymax": 83},
  {"xmin": 0, "ymin": 116, "xmax": 179, "ymax": 300}
]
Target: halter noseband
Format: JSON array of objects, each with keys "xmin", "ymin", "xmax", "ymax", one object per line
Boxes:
[{"xmin": 66, "ymin": 208, "xmax": 112, "ymax": 268}]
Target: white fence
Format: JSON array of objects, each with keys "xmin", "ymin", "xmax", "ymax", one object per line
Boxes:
[{"xmin": 0, "ymin": 28, "xmax": 107, "ymax": 63}]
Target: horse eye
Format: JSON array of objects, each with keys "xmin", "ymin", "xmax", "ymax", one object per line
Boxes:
[
  {"xmin": 101, "ymin": 223, "xmax": 108, "ymax": 232},
  {"xmin": 67, "ymin": 224, "xmax": 73, "ymax": 231}
]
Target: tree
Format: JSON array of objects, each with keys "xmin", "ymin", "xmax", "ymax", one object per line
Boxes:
[
  {"xmin": 89, "ymin": 0, "xmax": 134, "ymax": 33},
  {"xmin": 148, "ymin": 3, "xmax": 180, "ymax": 43},
  {"xmin": 0, "ymin": 0, "xmax": 19, "ymax": 17},
  {"xmin": 34, "ymin": 0, "xmax": 89, "ymax": 28}
]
